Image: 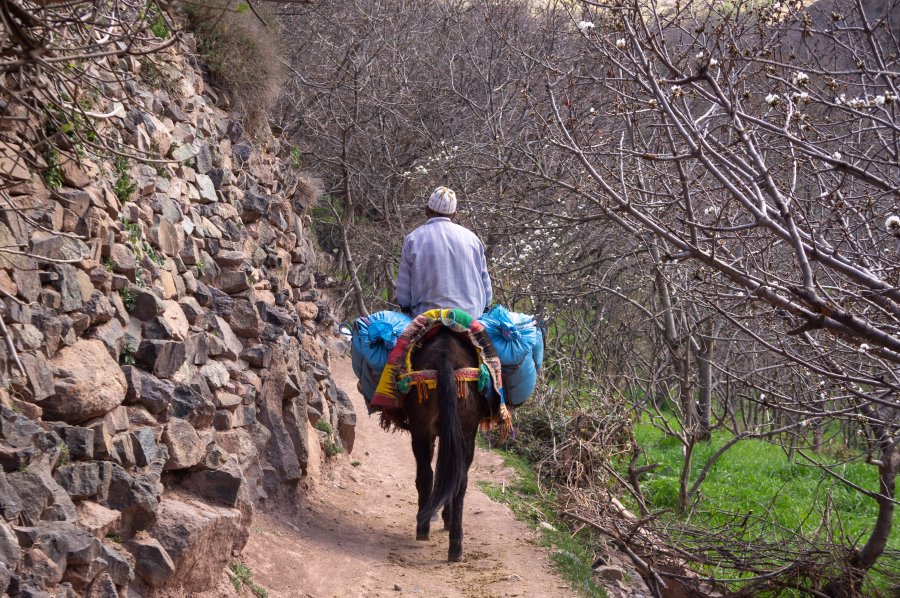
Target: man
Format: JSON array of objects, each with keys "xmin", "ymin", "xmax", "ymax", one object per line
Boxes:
[{"xmin": 395, "ymin": 186, "xmax": 492, "ymax": 317}]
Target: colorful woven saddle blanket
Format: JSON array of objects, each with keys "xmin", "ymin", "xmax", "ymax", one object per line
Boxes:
[{"xmin": 371, "ymin": 308, "xmax": 504, "ymax": 410}]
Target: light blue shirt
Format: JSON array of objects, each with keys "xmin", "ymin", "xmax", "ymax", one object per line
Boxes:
[{"xmin": 395, "ymin": 217, "xmax": 492, "ymax": 317}]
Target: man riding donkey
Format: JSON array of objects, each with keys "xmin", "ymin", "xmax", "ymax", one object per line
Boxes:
[{"xmin": 348, "ymin": 186, "xmax": 543, "ymax": 561}]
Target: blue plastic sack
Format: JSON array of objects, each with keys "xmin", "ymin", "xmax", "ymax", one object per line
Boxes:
[
  {"xmin": 479, "ymin": 306, "xmax": 543, "ymax": 406},
  {"xmin": 352, "ymin": 311, "xmax": 412, "ymax": 372},
  {"xmin": 351, "ymin": 311, "xmax": 412, "ymax": 402},
  {"xmin": 479, "ymin": 305, "xmax": 539, "ymax": 365}
]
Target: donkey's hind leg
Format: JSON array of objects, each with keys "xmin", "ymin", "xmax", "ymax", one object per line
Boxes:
[
  {"xmin": 441, "ymin": 504, "xmax": 451, "ymax": 529},
  {"xmin": 448, "ymin": 434, "xmax": 477, "ymax": 562},
  {"xmin": 411, "ymin": 430, "xmax": 435, "ymax": 541}
]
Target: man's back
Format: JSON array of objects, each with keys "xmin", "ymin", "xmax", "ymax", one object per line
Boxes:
[{"xmin": 396, "ymin": 216, "xmax": 492, "ymax": 317}]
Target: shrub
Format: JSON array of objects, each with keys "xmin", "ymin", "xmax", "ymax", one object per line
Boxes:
[{"xmin": 183, "ymin": 0, "xmax": 284, "ymax": 136}]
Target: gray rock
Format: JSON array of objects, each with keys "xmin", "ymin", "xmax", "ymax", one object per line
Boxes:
[
  {"xmin": 126, "ymin": 537, "xmax": 175, "ymax": 587},
  {"xmin": 283, "ymin": 395, "xmax": 309, "ymax": 471},
  {"xmin": 210, "ymin": 317, "xmax": 242, "ymax": 360},
  {"xmin": 240, "ymin": 188, "xmax": 270, "ymax": 223},
  {"xmin": 161, "ymin": 418, "xmax": 205, "ymax": 470},
  {"xmin": 214, "ymin": 270, "xmax": 248, "ymax": 294},
  {"xmin": 178, "ymin": 297, "xmax": 205, "ymax": 326},
  {"xmin": 130, "ymin": 427, "xmax": 160, "ymax": 467},
  {"xmin": 228, "ymin": 300, "xmax": 262, "ymax": 338},
  {"xmin": 15, "ymin": 352, "xmax": 55, "ymax": 402},
  {"xmin": 108, "ymin": 243, "xmax": 136, "ymax": 279},
  {"xmin": 52, "ymin": 425, "xmax": 95, "ymax": 461},
  {"xmin": 52, "ymin": 462, "xmax": 111, "ymax": 501},
  {"xmin": 148, "ymin": 496, "xmax": 242, "ymax": 592},
  {"xmin": 87, "ymin": 318, "xmax": 126, "ymax": 358},
  {"xmin": 42, "ymin": 339, "xmax": 126, "ymax": 424},
  {"xmin": 132, "ymin": 290, "xmax": 165, "ymax": 321},
  {"xmin": 179, "ymin": 457, "xmax": 244, "ymax": 508},
  {"xmin": 0, "ymin": 519, "xmax": 19, "ymax": 569},
  {"xmin": 100, "ymin": 543, "xmax": 133, "ymax": 586},
  {"xmin": 112, "ymin": 433, "xmax": 136, "ymax": 468},
  {"xmin": 241, "ymin": 344, "xmax": 272, "ymax": 368},
  {"xmin": 254, "ymin": 349, "xmax": 302, "ymax": 482},
  {"xmin": 0, "ymin": 560, "xmax": 9, "ymax": 595},
  {"xmin": 257, "ymin": 302, "xmax": 296, "ymax": 335},
  {"xmin": 104, "ymin": 464, "xmax": 160, "ymax": 534},
  {"xmin": 135, "ymin": 339, "xmax": 186, "ymax": 379},
  {"xmin": 7, "ymin": 469, "xmax": 77, "ymax": 524},
  {"xmin": 50, "ymin": 264, "xmax": 90, "ymax": 313},
  {"xmin": 122, "ymin": 366, "xmax": 171, "ymax": 414},
  {"xmin": 195, "ymin": 174, "xmax": 217, "ymax": 203},
  {"xmin": 83, "ymin": 291, "xmax": 116, "ymax": 326},
  {"xmin": 335, "ymin": 389, "xmax": 357, "ymax": 455},
  {"xmin": 0, "ymin": 407, "xmax": 63, "ymax": 471},
  {"xmin": 170, "ymin": 384, "xmax": 214, "ymax": 429},
  {"xmin": 0, "ymin": 471, "xmax": 23, "ymax": 521}
]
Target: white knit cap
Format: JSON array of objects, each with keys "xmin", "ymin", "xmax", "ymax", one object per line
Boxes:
[{"xmin": 427, "ymin": 186, "xmax": 457, "ymax": 215}]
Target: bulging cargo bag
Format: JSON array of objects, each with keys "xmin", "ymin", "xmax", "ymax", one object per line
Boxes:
[
  {"xmin": 478, "ymin": 305, "xmax": 544, "ymax": 406},
  {"xmin": 350, "ymin": 311, "xmax": 413, "ymax": 408}
]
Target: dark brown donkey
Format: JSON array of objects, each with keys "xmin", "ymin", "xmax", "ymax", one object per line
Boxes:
[{"xmin": 403, "ymin": 328, "xmax": 499, "ymax": 562}]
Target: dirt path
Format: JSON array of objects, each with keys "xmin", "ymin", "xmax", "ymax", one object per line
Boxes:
[{"xmin": 243, "ymin": 345, "xmax": 578, "ymax": 598}]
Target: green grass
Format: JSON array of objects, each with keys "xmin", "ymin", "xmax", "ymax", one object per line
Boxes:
[
  {"xmin": 477, "ymin": 445, "xmax": 607, "ymax": 597},
  {"xmin": 622, "ymin": 421, "xmax": 898, "ymax": 594},
  {"xmin": 627, "ymin": 422, "xmax": 895, "ymax": 550},
  {"xmin": 229, "ymin": 562, "xmax": 267, "ymax": 598}
]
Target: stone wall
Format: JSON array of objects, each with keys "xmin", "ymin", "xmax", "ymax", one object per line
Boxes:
[{"xmin": 0, "ymin": 26, "xmax": 355, "ymax": 598}]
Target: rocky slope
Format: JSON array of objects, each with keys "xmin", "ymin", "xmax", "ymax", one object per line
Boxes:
[{"xmin": 0, "ymin": 24, "xmax": 355, "ymax": 598}]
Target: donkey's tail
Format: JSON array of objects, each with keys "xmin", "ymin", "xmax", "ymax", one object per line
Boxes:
[{"xmin": 417, "ymin": 349, "xmax": 466, "ymax": 528}]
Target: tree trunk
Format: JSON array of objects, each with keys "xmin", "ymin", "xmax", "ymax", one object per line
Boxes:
[
  {"xmin": 695, "ymin": 324, "xmax": 714, "ymax": 442},
  {"xmin": 823, "ymin": 420, "xmax": 897, "ymax": 596}
]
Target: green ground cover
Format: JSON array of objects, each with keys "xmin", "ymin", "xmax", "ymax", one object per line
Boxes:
[{"xmin": 627, "ymin": 422, "xmax": 897, "ymax": 551}]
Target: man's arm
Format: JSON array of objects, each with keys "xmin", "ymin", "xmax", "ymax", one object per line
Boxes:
[
  {"xmin": 395, "ymin": 236, "xmax": 413, "ymax": 313},
  {"xmin": 478, "ymin": 243, "xmax": 493, "ymax": 312}
]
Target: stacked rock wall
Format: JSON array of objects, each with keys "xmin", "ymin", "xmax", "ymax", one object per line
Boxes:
[{"xmin": 0, "ymin": 26, "xmax": 355, "ymax": 598}]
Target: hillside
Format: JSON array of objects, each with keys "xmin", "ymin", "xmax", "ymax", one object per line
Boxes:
[{"xmin": 0, "ymin": 6, "xmax": 355, "ymax": 596}]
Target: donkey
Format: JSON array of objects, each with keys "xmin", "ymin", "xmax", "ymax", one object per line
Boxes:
[{"xmin": 402, "ymin": 327, "xmax": 499, "ymax": 562}]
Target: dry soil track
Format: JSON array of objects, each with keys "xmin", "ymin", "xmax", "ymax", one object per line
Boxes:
[{"xmin": 243, "ymin": 344, "xmax": 578, "ymax": 598}]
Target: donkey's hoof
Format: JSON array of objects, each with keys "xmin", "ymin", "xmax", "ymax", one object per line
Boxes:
[
  {"xmin": 448, "ymin": 551, "xmax": 462, "ymax": 563},
  {"xmin": 416, "ymin": 532, "xmax": 430, "ymax": 541}
]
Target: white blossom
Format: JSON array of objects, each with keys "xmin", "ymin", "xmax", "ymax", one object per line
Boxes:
[
  {"xmin": 792, "ymin": 71, "xmax": 809, "ymax": 85},
  {"xmin": 832, "ymin": 151, "xmax": 842, "ymax": 160},
  {"xmin": 765, "ymin": 93, "xmax": 779, "ymax": 106},
  {"xmin": 792, "ymin": 91, "xmax": 809, "ymax": 102},
  {"xmin": 848, "ymin": 97, "xmax": 866, "ymax": 109},
  {"xmin": 589, "ymin": 107, "xmax": 595, "ymax": 113},
  {"xmin": 695, "ymin": 51, "xmax": 706, "ymax": 59},
  {"xmin": 577, "ymin": 20, "xmax": 595, "ymax": 33},
  {"xmin": 709, "ymin": 57, "xmax": 719, "ymax": 66},
  {"xmin": 886, "ymin": 215, "xmax": 900, "ymax": 234},
  {"xmin": 874, "ymin": 94, "xmax": 885, "ymax": 107},
  {"xmin": 616, "ymin": 38, "xmax": 626, "ymax": 49},
  {"xmin": 835, "ymin": 94, "xmax": 846, "ymax": 105},
  {"xmin": 859, "ymin": 343, "xmax": 870, "ymax": 353}
]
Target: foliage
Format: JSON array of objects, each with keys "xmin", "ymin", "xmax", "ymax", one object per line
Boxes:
[
  {"xmin": 112, "ymin": 156, "xmax": 137, "ymax": 203},
  {"xmin": 56, "ymin": 442, "xmax": 69, "ymax": 467},
  {"xmin": 120, "ymin": 341, "xmax": 136, "ymax": 366},
  {"xmin": 182, "ymin": 0, "xmax": 285, "ymax": 135},
  {"xmin": 42, "ymin": 148, "xmax": 63, "ymax": 190},
  {"xmin": 119, "ymin": 288, "xmax": 137, "ymax": 313},
  {"xmin": 313, "ymin": 419, "xmax": 333, "ymax": 435},
  {"xmin": 228, "ymin": 561, "xmax": 267, "ymax": 597},
  {"xmin": 323, "ymin": 439, "xmax": 343, "ymax": 457}
]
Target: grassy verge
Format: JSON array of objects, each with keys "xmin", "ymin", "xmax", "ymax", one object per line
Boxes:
[
  {"xmin": 626, "ymin": 422, "xmax": 897, "ymax": 551},
  {"xmin": 621, "ymin": 421, "xmax": 898, "ymax": 594},
  {"xmin": 476, "ymin": 444, "xmax": 608, "ymax": 597}
]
